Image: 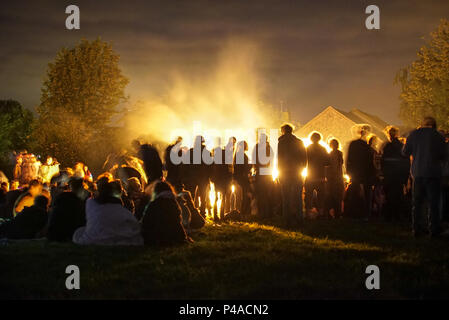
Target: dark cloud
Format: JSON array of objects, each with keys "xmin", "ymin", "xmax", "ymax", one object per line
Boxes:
[{"xmin": 0, "ymin": 0, "xmax": 448, "ymax": 124}]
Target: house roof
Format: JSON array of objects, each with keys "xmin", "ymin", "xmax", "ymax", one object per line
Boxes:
[{"xmin": 296, "ymin": 106, "xmax": 390, "ymax": 146}]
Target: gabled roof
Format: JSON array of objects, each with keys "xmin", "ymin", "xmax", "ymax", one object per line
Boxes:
[{"xmin": 296, "ymin": 106, "xmax": 389, "ymax": 146}]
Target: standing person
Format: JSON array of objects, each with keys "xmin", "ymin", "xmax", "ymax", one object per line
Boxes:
[
  {"xmin": 380, "ymin": 126, "xmax": 410, "ymax": 222},
  {"xmin": 233, "ymin": 141, "xmax": 252, "ymax": 215},
  {"xmin": 441, "ymin": 131, "xmax": 449, "ymax": 224},
  {"xmin": 186, "ymin": 136, "xmax": 212, "ymax": 215},
  {"xmin": 253, "ymin": 133, "xmax": 275, "ymax": 218},
  {"xmin": 326, "ymin": 139, "xmax": 344, "ymax": 218},
  {"xmin": 211, "ymin": 141, "xmax": 232, "ymax": 219},
  {"xmin": 304, "ymin": 132, "xmax": 329, "ymax": 218},
  {"xmin": 346, "ymin": 125, "xmax": 375, "ymax": 219},
  {"xmin": 368, "ymin": 135, "xmax": 383, "ymax": 217},
  {"xmin": 277, "ymin": 123, "xmax": 307, "ymax": 228},
  {"xmin": 133, "ymin": 140, "xmax": 163, "ymax": 184},
  {"xmin": 403, "ymin": 117, "xmax": 446, "ymax": 238},
  {"xmin": 164, "ymin": 136, "xmax": 183, "ymax": 187}
]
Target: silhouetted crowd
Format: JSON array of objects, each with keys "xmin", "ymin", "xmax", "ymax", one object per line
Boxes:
[{"xmin": 0, "ymin": 115, "xmax": 448, "ymax": 246}]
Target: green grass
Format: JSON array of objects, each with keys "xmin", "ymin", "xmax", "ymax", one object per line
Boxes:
[{"xmin": 1, "ymin": 218, "xmax": 449, "ymax": 299}]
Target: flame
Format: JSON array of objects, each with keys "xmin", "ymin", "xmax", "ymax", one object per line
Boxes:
[
  {"xmin": 271, "ymin": 158, "xmax": 279, "ymax": 181},
  {"xmin": 217, "ymin": 191, "xmax": 223, "ymax": 218},
  {"xmin": 209, "ymin": 182, "xmax": 216, "ymax": 207},
  {"xmin": 301, "ymin": 167, "xmax": 308, "ymax": 178},
  {"xmin": 344, "ymin": 174, "xmax": 351, "ymax": 183},
  {"xmin": 231, "ymin": 184, "xmax": 235, "ymax": 193},
  {"xmin": 208, "ymin": 182, "xmax": 216, "ymax": 219}
]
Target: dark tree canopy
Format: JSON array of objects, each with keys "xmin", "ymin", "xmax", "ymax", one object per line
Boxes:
[
  {"xmin": 35, "ymin": 38, "xmax": 129, "ymax": 168},
  {"xmin": 0, "ymin": 99, "xmax": 34, "ymax": 176},
  {"xmin": 396, "ymin": 19, "xmax": 449, "ymax": 130}
]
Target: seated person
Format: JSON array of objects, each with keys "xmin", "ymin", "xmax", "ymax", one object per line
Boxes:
[
  {"xmin": 73, "ymin": 180, "xmax": 143, "ymax": 246},
  {"xmin": 13, "ymin": 179, "xmax": 43, "ymax": 217},
  {"xmin": 126, "ymin": 177, "xmax": 150, "ymax": 221},
  {"xmin": 174, "ymin": 184, "xmax": 205, "ymax": 233},
  {"xmin": 0, "ymin": 186, "xmax": 25, "ymax": 220},
  {"xmin": 45, "ymin": 191, "xmax": 86, "ymax": 242},
  {"xmin": 142, "ymin": 181, "xmax": 192, "ymax": 246},
  {"xmin": 68, "ymin": 177, "xmax": 91, "ymax": 202},
  {"xmin": 0, "ymin": 182, "xmax": 8, "ymax": 205},
  {"xmin": 0, "ymin": 195, "xmax": 49, "ymax": 239}
]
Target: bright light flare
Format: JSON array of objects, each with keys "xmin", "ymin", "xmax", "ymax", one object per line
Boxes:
[
  {"xmin": 208, "ymin": 182, "xmax": 216, "ymax": 219},
  {"xmin": 271, "ymin": 166, "xmax": 279, "ymax": 181},
  {"xmin": 216, "ymin": 192, "xmax": 223, "ymax": 218},
  {"xmin": 301, "ymin": 137, "xmax": 332, "ymax": 153}
]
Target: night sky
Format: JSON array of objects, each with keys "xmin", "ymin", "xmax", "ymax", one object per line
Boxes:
[{"xmin": 1, "ymin": 0, "xmax": 448, "ymax": 125}]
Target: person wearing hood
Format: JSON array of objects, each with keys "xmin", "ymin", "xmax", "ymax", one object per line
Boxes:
[
  {"xmin": 72, "ymin": 179, "xmax": 143, "ymax": 246},
  {"xmin": 141, "ymin": 180, "xmax": 191, "ymax": 246}
]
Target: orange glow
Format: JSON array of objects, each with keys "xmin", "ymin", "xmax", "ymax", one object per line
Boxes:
[
  {"xmin": 216, "ymin": 191, "xmax": 223, "ymax": 218},
  {"xmin": 301, "ymin": 167, "xmax": 308, "ymax": 178},
  {"xmin": 208, "ymin": 182, "xmax": 216, "ymax": 218},
  {"xmin": 301, "ymin": 137, "xmax": 332, "ymax": 153},
  {"xmin": 271, "ymin": 158, "xmax": 279, "ymax": 181}
]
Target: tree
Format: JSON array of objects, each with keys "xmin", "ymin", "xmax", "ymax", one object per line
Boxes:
[
  {"xmin": 35, "ymin": 38, "xmax": 129, "ymax": 168},
  {"xmin": 396, "ymin": 19, "xmax": 449, "ymax": 130},
  {"xmin": 0, "ymin": 100, "xmax": 34, "ymax": 176}
]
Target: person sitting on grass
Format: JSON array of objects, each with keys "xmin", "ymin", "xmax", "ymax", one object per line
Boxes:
[
  {"xmin": 72, "ymin": 180, "xmax": 143, "ymax": 246},
  {"xmin": 174, "ymin": 184, "xmax": 205, "ymax": 234},
  {"xmin": 126, "ymin": 177, "xmax": 150, "ymax": 221},
  {"xmin": 0, "ymin": 195, "xmax": 49, "ymax": 239},
  {"xmin": 142, "ymin": 181, "xmax": 192, "ymax": 246},
  {"xmin": 68, "ymin": 177, "xmax": 91, "ymax": 203},
  {"xmin": 43, "ymin": 189, "xmax": 86, "ymax": 242},
  {"xmin": 13, "ymin": 179, "xmax": 43, "ymax": 217},
  {"xmin": 0, "ymin": 182, "xmax": 8, "ymax": 206}
]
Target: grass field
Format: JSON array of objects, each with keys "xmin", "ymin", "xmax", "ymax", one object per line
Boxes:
[{"xmin": 1, "ymin": 218, "xmax": 449, "ymax": 299}]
